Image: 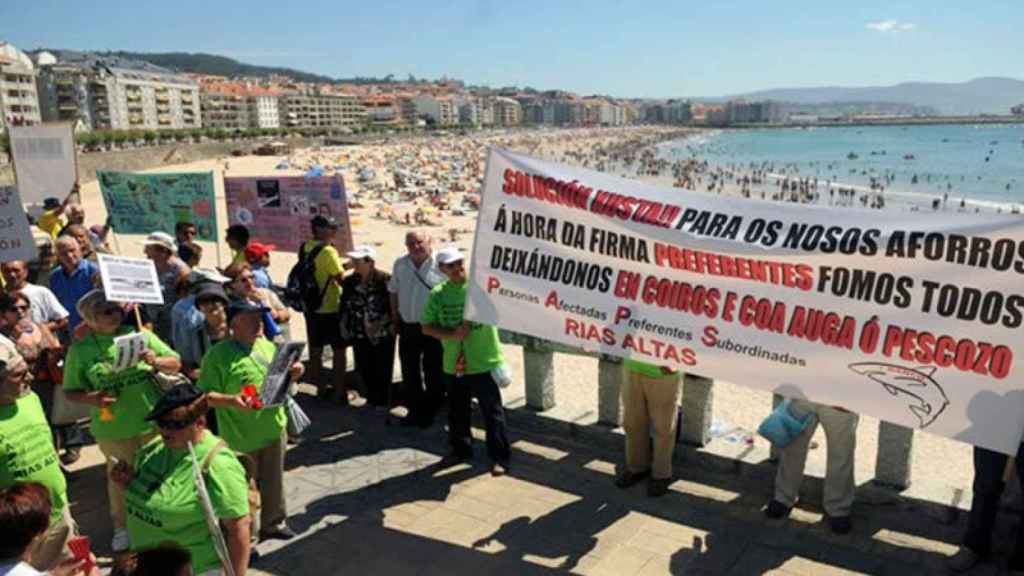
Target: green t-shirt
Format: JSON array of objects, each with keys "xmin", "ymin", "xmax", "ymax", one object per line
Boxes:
[
  {"xmin": 624, "ymin": 358, "xmax": 679, "ymax": 380},
  {"xmin": 302, "ymin": 240, "xmax": 343, "ymax": 314},
  {"xmin": 197, "ymin": 337, "xmax": 287, "ymax": 453},
  {"xmin": 63, "ymin": 328, "xmax": 178, "ymax": 440},
  {"xmin": 0, "ymin": 392, "xmax": 68, "ymax": 524},
  {"xmin": 421, "ymin": 280, "xmax": 503, "ymax": 376},
  {"xmin": 125, "ymin": 431, "xmax": 249, "ymax": 574}
]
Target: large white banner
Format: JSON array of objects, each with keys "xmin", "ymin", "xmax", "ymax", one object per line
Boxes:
[
  {"xmin": 9, "ymin": 123, "xmax": 77, "ymax": 206},
  {"xmin": 466, "ymin": 149, "xmax": 1024, "ymax": 454}
]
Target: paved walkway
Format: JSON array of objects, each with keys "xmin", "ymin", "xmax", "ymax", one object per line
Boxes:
[{"xmin": 67, "ymin": 384, "xmax": 1020, "ymax": 575}]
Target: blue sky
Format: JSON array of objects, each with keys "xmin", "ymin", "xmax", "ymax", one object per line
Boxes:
[{"xmin": 1, "ymin": 1, "xmax": 1018, "ymax": 98}]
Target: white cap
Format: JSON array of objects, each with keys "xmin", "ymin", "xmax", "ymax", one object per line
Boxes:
[
  {"xmin": 143, "ymin": 231, "xmax": 176, "ymax": 252},
  {"xmin": 435, "ymin": 246, "xmax": 464, "ymax": 265},
  {"xmin": 346, "ymin": 244, "xmax": 376, "ymax": 260}
]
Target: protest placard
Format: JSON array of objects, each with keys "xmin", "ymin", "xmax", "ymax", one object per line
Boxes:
[
  {"xmin": 0, "ymin": 186, "xmax": 39, "ymax": 262},
  {"xmin": 466, "ymin": 149, "xmax": 1024, "ymax": 454},
  {"xmin": 97, "ymin": 171, "xmax": 217, "ymax": 240},
  {"xmin": 97, "ymin": 254, "xmax": 163, "ymax": 305},
  {"xmin": 224, "ymin": 176, "xmax": 352, "ymax": 252},
  {"xmin": 259, "ymin": 341, "xmax": 306, "ymax": 407},
  {"xmin": 9, "ymin": 123, "xmax": 76, "ymax": 206}
]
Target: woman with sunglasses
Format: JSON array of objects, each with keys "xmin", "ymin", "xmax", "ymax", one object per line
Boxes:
[
  {"xmin": 116, "ymin": 383, "xmax": 252, "ymax": 576},
  {"xmin": 225, "ymin": 263, "xmax": 290, "ymax": 342},
  {"xmin": 0, "ymin": 293, "xmax": 62, "ymax": 401},
  {"xmin": 63, "ymin": 290, "xmax": 181, "ymax": 553}
]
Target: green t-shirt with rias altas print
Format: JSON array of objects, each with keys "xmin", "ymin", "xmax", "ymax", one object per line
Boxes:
[
  {"xmin": 421, "ymin": 280, "xmax": 503, "ymax": 376},
  {"xmin": 197, "ymin": 337, "xmax": 287, "ymax": 454},
  {"xmin": 125, "ymin": 431, "xmax": 250, "ymax": 574},
  {"xmin": 63, "ymin": 327, "xmax": 178, "ymax": 441},
  {"xmin": 0, "ymin": 392, "xmax": 68, "ymax": 524}
]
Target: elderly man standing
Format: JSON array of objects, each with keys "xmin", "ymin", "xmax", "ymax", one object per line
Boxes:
[
  {"xmin": 200, "ymin": 300, "xmax": 304, "ymax": 541},
  {"xmin": 1, "ymin": 260, "xmax": 69, "ymax": 338},
  {"xmin": 47, "ymin": 237, "xmax": 98, "ymax": 333},
  {"xmin": 388, "ymin": 231, "xmax": 445, "ymax": 428},
  {"xmin": 422, "ymin": 247, "xmax": 510, "ymax": 475},
  {"xmin": 616, "ymin": 360, "xmax": 683, "ymax": 497},
  {"xmin": 0, "ymin": 342, "xmax": 79, "ymax": 573}
]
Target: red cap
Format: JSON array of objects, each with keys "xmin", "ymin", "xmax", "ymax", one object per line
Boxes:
[{"xmin": 245, "ymin": 242, "xmax": 276, "ymax": 260}]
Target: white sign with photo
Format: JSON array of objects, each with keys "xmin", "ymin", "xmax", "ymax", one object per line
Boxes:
[{"xmin": 97, "ymin": 254, "xmax": 164, "ymax": 305}]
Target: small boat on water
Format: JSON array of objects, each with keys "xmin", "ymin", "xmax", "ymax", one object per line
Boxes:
[
  {"xmin": 847, "ymin": 152, "xmax": 859, "ymax": 160},
  {"xmin": 904, "ymin": 154, "xmax": 916, "ymax": 160}
]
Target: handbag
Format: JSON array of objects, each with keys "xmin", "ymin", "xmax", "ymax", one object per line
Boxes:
[{"xmin": 757, "ymin": 399, "xmax": 814, "ymax": 447}]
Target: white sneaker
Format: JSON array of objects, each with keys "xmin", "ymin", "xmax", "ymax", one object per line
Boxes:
[{"xmin": 112, "ymin": 528, "xmax": 130, "ymax": 552}]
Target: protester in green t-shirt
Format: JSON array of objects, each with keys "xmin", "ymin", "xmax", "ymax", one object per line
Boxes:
[
  {"xmin": 200, "ymin": 300, "xmax": 303, "ymax": 542},
  {"xmin": 63, "ymin": 290, "xmax": 182, "ymax": 553},
  {"xmin": 616, "ymin": 359, "xmax": 683, "ymax": 497},
  {"xmin": 0, "ymin": 343, "xmax": 78, "ymax": 572},
  {"xmin": 421, "ymin": 247, "xmax": 511, "ymax": 476},
  {"xmin": 117, "ymin": 383, "xmax": 251, "ymax": 576}
]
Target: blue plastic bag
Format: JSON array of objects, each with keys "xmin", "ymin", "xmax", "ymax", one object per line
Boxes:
[{"xmin": 757, "ymin": 399, "xmax": 813, "ymax": 447}]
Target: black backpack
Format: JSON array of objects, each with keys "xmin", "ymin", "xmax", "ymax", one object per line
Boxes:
[{"xmin": 284, "ymin": 242, "xmax": 329, "ymax": 312}]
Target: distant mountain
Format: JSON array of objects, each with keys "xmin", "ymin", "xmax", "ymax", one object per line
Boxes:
[
  {"xmin": 726, "ymin": 77, "xmax": 1024, "ymax": 116},
  {"xmin": 95, "ymin": 51, "xmax": 335, "ymax": 83}
]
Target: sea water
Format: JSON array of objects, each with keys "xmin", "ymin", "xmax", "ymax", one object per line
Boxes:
[{"xmin": 659, "ymin": 124, "xmax": 1024, "ymax": 210}]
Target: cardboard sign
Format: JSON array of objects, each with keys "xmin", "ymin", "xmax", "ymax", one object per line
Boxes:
[
  {"xmin": 9, "ymin": 123, "xmax": 77, "ymax": 206},
  {"xmin": 0, "ymin": 186, "xmax": 38, "ymax": 262}
]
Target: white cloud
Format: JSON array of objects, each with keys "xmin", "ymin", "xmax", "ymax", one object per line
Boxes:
[{"xmin": 866, "ymin": 19, "xmax": 917, "ymax": 32}]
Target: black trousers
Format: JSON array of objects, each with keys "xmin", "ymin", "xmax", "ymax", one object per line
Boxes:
[
  {"xmin": 963, "ymin": 442, "xmax": 1024, "ymax": 558},
  {"xmin": 399, "ymin": 322, "xmax": 444, "ymax": 422},
  {"xmin": 353, "ymin": 337, "xmax": 397, "ymax": 407},
  {"xmin": 447, "ymin": 372, "xmax": 510, "ymax": 463}
]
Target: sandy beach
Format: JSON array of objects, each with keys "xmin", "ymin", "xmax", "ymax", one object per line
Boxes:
[{"xmin": 65, "ymin": 126, "xmax": 975, "ymax": 500}]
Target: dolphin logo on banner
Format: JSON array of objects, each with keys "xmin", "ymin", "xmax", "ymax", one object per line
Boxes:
[{"xmin": 848, "ymin": 362, "xmax": 950, "ymax": 428}]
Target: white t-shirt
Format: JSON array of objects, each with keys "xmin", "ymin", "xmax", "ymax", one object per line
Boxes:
[
  {"xmin": 388, "ymin": 253, "xmax": 445, "ymax": 324},
  {"xmin": 0, "ymin": 560, "xmax": 46, "ymax": 576},
  {"xmin": 18, "ymin": 284, "xmax": 70, "ymax": 326}
]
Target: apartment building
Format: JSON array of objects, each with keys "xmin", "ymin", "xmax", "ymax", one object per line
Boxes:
[
  {"xmin": 279, "ymin": 92, "xmax": 365, "ymax": 130},
  {"xmin": 201, "ymin": 89, "xmax": 250, "ymax": 130},
  {"xmin": 412, "ymin": 94, "xmax": 458, "ymax": 126},
  {"xmin": 493, "ymin": 96, "xmax": 522, "ymax": 126},
  {"xmin": 249, "ymin": 93, "xmax": 280, "ymax": 129},
  {"xmin": 362, "ymin": 95, "xmax": 399, "ymax": 126},
  {"xmin": 0, "ymin": 42, "xmax": 41, "ymax": 131},
  {"xmin": 37, "ymin": 52, "xmax": 200, "ymax": 131}
]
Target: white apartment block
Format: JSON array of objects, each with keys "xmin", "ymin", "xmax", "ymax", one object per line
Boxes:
[
  {"xmin": 412, "ymin": 95, "xmax": 458, "ymax": 126},
  {"xmin": 0, "ymin": 42, "xmax": 41, "ymax": 131},
  {"xmin": 599, "ymin": 102, "xmax": 626, "ymax": 126},
  {"xmin": 37, "ymin": 53, "xmax": 200, "ymax": 131},
  {"xmin": 249, "ymin": 95, "xmax": 280, "ymax": 129}
]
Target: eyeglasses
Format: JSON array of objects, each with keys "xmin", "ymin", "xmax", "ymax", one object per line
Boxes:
[{"xmin": 156, "ymin": 417, "xmax": 194, "ymax": 430}]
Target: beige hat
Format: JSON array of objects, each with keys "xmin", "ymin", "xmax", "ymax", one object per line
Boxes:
[
  {"xmin": 76, "ymin": 289, "xmax": 113, "ymax": 326},
  {"xmin": 143, "ymin": 231, "xmax": 176, "ymax": 252},
  {"xmin": 0, "ymin": 336, "xmax": 26, "ymax": 375}
]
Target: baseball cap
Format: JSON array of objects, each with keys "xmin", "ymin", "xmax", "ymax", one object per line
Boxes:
[
  {"xmin": 311, "ymin": 215, "xmax": 339, "ymax": 229},
  {"xmin": 145, "ymin": 382, "xmax": 205, "ymax": 422},
  {"xmin": 143, "ymin": 231, "xmax": 176, "ymax": 252},
  {"xmin": 226, "ymin": 298, "xmax": 267, "ymax": 322},
  {"xmin": 435, "ymin": 246, "xmax": 464, "ymax": 265},
  {"xmin": 244, "ymin": 242, "xmax": 276, "ymax": 261},
  {"xmin": 346, "ymin": 245, "xmax": 376, "ymax": 260},
  {"xmin": 43, "ymin": 197, "xmax": 61, "ymax": 210}
]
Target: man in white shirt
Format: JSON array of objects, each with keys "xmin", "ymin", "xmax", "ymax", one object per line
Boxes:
[
  {"xmin": 1, "ymin": 261, "xmax": 69, "ymax": 338},
  {"xmin": 388, "ymin": 231, "xmax": 446, "ymax": 427}
]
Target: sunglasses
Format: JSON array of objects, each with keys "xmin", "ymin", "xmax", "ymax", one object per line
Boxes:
[
  {"xmin": 6, "ymin": 305, "xmax": 30, "ymax": 312},
  {"xmin": 156, "ymin": 417, "xmax": 194, "ymax": 430},
  {"xmin": 99, "ymin": 305, "xmax": 124, "ymax": 316}
]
